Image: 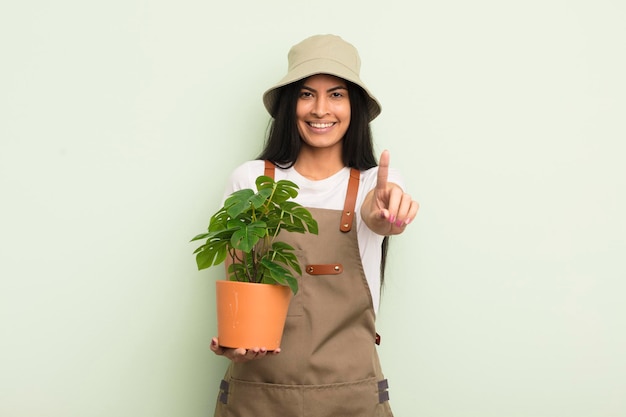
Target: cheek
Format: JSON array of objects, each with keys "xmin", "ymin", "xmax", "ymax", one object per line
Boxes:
[
  {"xmin": 338, "ymin": 102, "xmax": 351, "ymax": 122},
  {"xmin": 296, "ymin": 100, "xmax": 309, "ymax": 118},
  {"xmin": 296, "ymin": 122, "xmax": 305, "ymax": 138},
  {"xmin": 342, "ymin": 109, "xmax": 351, "ymax": 129},
  {"xmin": 296, "ymin": 108, "xmax": 308, "ymax": 125}
]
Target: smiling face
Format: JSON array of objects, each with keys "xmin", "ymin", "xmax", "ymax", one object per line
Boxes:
[{"xmin": 296, "ymin": 74, "xmax": 351, "ymax": 153}]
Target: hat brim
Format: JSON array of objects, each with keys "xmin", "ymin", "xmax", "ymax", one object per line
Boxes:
[{"xmin": 262, "ymin": 57, "xmax": 382, "ymax": 122}]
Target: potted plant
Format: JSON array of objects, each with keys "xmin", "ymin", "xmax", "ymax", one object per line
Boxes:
[{"xmin": 191, "ymin": 174, "xmax": 318, "ymax": 350}]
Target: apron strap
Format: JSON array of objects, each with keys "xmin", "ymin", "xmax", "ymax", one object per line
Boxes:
[
  {"xmin": 264, "ymin": 160, "xmax": 275, "ymax": 179},
  {"xmin": 263, "ymin": 161, "xmax": 360, "ymax": 233},
  {"xmin": 340, "ymin": 168, "xmax": 360, "ymax": 233}
]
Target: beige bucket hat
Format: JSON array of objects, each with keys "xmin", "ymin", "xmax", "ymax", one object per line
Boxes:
[{"xmin": 262, "ymin": 34, "xmax": 382, "ymax": 121}]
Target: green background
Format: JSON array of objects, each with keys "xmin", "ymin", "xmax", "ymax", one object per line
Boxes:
[{"xmin": 1, "ymin": 1, "xmax": 625, "ymax": 416}]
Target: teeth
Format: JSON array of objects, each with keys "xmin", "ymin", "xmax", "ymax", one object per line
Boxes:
[{"xmin": 309, "ymin": 122, "xmax": 334, "ymax": 128}]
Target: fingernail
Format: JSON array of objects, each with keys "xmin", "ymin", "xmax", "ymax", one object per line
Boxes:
[
  {"xmin": 389, "ymin": 215, "xmax": 396, "ymax": 223},
  {"xmin": 396, "ymin": 220, "xmax": 404, "ymax": 227},
  {"xmin": 405, "ymin": 218, "xmax": 412, "ymax": 225}
]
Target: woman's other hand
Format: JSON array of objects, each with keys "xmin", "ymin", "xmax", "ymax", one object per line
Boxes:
[{"xmin": 210, "ymin": 337, "xmax": 281, "ymax": 363}]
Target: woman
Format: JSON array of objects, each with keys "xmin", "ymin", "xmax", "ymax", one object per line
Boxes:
[{"xmin": 210, "ymin": 34, "xmax": 419, "ymax": 417}]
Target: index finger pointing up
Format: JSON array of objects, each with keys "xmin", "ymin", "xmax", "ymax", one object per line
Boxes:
[{"xmin": 376, "ymin": 150, "xmax": 390, "ymax": 191}]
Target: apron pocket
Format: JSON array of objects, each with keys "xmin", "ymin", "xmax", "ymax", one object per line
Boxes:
[
  {"xmin": 217, "ymin": 377, "xmax": 392, "ymax": 417},
  {"xmin": 303, "ymin": 377, "xmax": 392, "ymax": 417},
  {"xmin": 216, "ymin": 378, "xmax": 303, "ymax": 417}
]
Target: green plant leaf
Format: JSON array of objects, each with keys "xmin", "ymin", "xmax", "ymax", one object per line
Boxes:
[
  {"xmin": 194, "ymin": 240, "xmax": 229, "ymax": 270},
  {"xmin": 197, "ymin": 226, "xmax": 236, "ymax": 245},
  {"xmin": 225, "ymin": 189, "xmax": 255, "ymax": 218},
  {"xmin": 230, "ymin": 220, "xmax": 267, "ymax": 252},
  {"xmin": 270, "ymin": 241, "xmax": 302, "ymax": 275},
  {"xmin": 284, "ymin": 276, "xmax": 299, "ymax": 295},
  {"xmin": 190, "ymin": 232, "xmax": 210, "ymax": 242},
  {"xmin": 208, "ymin": 209, "xmax": 231, "ymax": 232},
  {"xmin": 191, "ymin": 174, "xmax": 320, "ymax": 295},
  {"xmin": 248, "ymin": 188, "xmax": 273, "ymax": 209},
  {"xmin": 278, "ymin": 201, "xmax": 319, "ymax": 234},
  {"xmin": 259, "ymin": 258, "xmax": 299, "ymax": 294},
  {"xmin": 255, "ymin": 175, "xmax": 275, "ymax": 191},
  {"xmin": 272, "ymin": 180, "xmax": 300, "ymax": 203}
]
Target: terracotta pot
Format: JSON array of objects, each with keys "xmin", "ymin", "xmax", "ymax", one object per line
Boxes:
[{"xmin": 215, "ymin": 280, "xmax": 292, "ymax": 350}]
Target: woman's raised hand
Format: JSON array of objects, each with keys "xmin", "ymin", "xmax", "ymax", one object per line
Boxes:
[{"xmin": 362, "ymin": 150, "xmax": 419, "ymax": 236}]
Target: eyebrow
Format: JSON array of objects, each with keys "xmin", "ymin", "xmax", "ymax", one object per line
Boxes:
[{"xmin": 301, "ymin": 85, "xmax": 348, "ymax": 93}]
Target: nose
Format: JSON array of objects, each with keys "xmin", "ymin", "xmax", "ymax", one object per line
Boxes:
[{"xmin": 311, "ymin": 96, "xmax": 329, "ymax": 117}]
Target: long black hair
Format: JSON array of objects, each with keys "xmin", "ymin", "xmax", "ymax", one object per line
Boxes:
[{"xmin": 257, "ymin": 76, "xmax": 390, "ymax": 285}]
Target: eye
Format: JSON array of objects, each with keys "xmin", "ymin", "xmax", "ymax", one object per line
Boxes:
[
  {"xmin": 330, "ymin": 89, "xmax": 348, "ymax": 99},
  {"xmin": 299, "ymin": 91, "xmax": 313, "ymax": 99}
]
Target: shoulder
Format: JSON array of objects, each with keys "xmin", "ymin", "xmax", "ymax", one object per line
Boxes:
[{"xmin": 224, "ymin": 160, "xmax": 265, "ymax": 195}]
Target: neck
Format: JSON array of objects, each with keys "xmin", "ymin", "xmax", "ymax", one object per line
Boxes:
[{"xmin": 294, "ymin": 147, "xmax": 345, "ymax": 180}]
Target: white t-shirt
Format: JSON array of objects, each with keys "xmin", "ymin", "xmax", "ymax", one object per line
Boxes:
[{"xmin": 223, "ymin": 160, "xmax": 404, "ymax": 314}]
